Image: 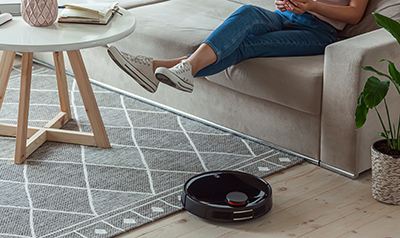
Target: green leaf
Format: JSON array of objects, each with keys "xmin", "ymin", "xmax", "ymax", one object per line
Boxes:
[
  {"xmin": 359, "ymin": 66, "xmax": 391, "ymax": 80},
  {"xmin": 380, "ymin": 59, "xmax": 400, "ymax": 85},
  {"xmin": 373, "ymin": 12, "xmax": 400, "ymax": 45},
  {"xmin": 363, "ymin": 76, "xmax": 390, "ymax": 108},
  {"xmin": 355, "ymin": 92, "xmax": 369, "ymax": 129}
]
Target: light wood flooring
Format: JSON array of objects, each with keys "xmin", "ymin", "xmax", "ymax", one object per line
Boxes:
[
  {"xmin": 3, "ymin": 51, "xmax": 399, "ymax": 237},
  {"xmin": 118, "ymin": 162, "xmax": 400, "ymax": 238}
]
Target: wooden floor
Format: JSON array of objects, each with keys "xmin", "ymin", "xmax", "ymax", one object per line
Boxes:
[{"xmin": 119, "ymin": 162, "xmax": 400, "ymax": 238}]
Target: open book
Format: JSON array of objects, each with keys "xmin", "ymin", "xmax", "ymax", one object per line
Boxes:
[{"xmin": 58, "ymin": 2, "xmax": 120, "ymax": 25}]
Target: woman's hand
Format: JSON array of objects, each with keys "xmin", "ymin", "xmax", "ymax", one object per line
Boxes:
[
  {"xmin": 275, "ymin": 0, "xmax": 287, "ymax": 12},
  {"xmin": 285, "ymin": 0, "xmax": 316, "ymax": 14}
]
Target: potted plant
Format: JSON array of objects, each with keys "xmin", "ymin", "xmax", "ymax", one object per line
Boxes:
[{"xmin": 355, "ymin": 12, "xmax": 400, "ymax": 205}]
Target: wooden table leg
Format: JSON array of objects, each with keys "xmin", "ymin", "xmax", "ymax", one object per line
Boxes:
[
  {"xmin": 53, "ymin": 52, "xmax": 72, "ymax": 121},
  {"xmin": 0, "ymin": 50, "xmax": 109, "ymax": 163},
  {"xmin": 0, "ymin": 51, "xmax": 16, "ymax": 111},
  {"xmin": 67, "ymin": 50, "xmax": 110, "ymax": 148},
  {"xmin": 15, "ymin": 52, "xmax": 34, "ymax": 164}
]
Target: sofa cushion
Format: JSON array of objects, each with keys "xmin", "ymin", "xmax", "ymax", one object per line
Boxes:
[
  {"xmin": 338, "ymin": 0, "xmax": 400, "ymax": 39},
  {"xmin": 206, "ymin": 55, "xmax": 324, "ymax": 115},
  {"xmin": 111, "ymin": 0, "xmax": 241, "ymax": 58}
]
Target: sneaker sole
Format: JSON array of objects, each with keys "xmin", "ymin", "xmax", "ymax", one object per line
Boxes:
[
  {"xmin": 155, "ymin": 68, "xmax": 193, "ymax": 93},
  {"xmin": 107, "ymin": 47, "xmax": 157, "ymax": 93}
]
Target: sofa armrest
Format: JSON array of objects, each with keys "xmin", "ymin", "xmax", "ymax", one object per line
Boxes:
[{"xmin": 321, "ymin": 28, "xmax": 400, "ymax": 175}]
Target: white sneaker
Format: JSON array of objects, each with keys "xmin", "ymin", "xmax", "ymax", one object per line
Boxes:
[
  {"xmin": 107, "ymin": 46, "xmax": 159, "ymax": 93},
  {"xmin": 155, "ymin": 60, "xmax": 194, "ymax": 93}
]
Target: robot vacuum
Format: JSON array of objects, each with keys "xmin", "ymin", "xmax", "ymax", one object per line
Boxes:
[{"xmin": 181, "ymin": 170, "xmax": 272, "ymax": 222}]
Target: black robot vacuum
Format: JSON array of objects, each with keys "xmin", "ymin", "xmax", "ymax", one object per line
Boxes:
[{"xmin": 181, "ymin": 170, "xmax": 272, "ymax": 222}]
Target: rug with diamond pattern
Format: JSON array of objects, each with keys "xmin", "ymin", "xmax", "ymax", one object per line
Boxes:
[{"xmin": 0, "ymin": 62, "xmax": 304, "ymax": 238}]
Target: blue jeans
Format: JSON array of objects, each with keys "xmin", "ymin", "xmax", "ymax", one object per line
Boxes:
[{"xmin": 195, "ymin": 5, "xmax": 337, "ymax": 77}]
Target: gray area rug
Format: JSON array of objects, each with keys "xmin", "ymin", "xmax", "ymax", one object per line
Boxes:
[{"xmin": 0, "ymin": 63, "xmax": 303, "ymax": 238}]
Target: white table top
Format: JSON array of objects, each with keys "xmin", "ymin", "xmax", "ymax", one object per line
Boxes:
[{"xmin": 0, "ymin": 8, "xmax": 135, "ymax": 52}]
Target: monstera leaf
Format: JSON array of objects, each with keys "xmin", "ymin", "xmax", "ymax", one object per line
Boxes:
[
  {"xmin": 355, "ymin": 92, "xmax": 368, "ymax": 129},
  {"xmin": 355, "ymin": 77, "xmax": 390, "ymax": 129},
  {"xmin": 362, "ymin": 76, "xmax": 390, "ymax": 109}
]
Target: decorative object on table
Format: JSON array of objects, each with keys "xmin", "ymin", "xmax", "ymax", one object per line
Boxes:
[
  {"xmin": 0, "ymin": 62, "xmax": 303, "ymax": 237},
  {"xmin": 58, "ymin": 2, "xmax": 119, "ymax": 25},
  {"xmin": 181, "ymin": 170, "xmax": 272, "ymax": 222},
  {"xmin": 21, "ymin": 0, "xmax": 58, "ymax": 26},
  {"xmin": 355, "ymin": 12, "xmax": 400, "ymax": 205}
]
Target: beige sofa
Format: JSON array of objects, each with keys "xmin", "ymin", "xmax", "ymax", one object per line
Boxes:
[{"xmin": 34, "ymin": 0, "xmax": 400, "ymax": 178}]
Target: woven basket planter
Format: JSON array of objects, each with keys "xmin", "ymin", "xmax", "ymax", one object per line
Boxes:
[{"xmin": 371, "ymin": 140, "xmax": 400, "ymax": 205}]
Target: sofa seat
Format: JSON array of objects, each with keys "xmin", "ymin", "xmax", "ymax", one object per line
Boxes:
[{"xmin": 207, "ymin": 55, "xmax": 324, "ymax": 115}]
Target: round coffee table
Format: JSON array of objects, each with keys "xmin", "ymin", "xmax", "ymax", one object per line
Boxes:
[{"xmin": 0, "ymin": 8, "xmax": 136, "ymax": 164}]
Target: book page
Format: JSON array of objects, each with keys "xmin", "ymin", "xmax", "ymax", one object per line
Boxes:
[
  {"xmin": 62, "ymin": 2, "xmax": 118, "ymax": 16},
  {"xmin": 59, "ymin": 8, "xmax": 101, "ymax": 19}
]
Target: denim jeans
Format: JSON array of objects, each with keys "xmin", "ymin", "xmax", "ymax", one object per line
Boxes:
[{"xmin": 195, "ymin": 5, "xmax": 338, "ymax": 77}]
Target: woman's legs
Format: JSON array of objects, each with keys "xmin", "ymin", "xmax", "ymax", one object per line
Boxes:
[
  {"xmin": 152, "ymin": 43, "xmax": 217, "ymax": 76},
  {"xmin": 155, "ymin": 6, "xmax": 337, "ymax": 78},
  {"xmin": 194, "ymin": 11, "xmax": 338, "ymax": 77},
  {"xmin": 186, "ymin": 43, "xmax": 217, "ymax": 76},
  {"xmin": 203, "ymin": 5, "xmax": 286, "ymax": 63},
  {"xmin": 195, "ymin": 28, "xmax": 337, "ymax": 77},
  {"xmin": 109, "ymin": 5, "xmax": 337, "ymax": 92},
  {"xmin": 153, "ymin": 5, "xmax": 315, "ymax": 91},
  {"xmin": 153, "ymin": 5, "xmax": 285, "ymax": 76}
]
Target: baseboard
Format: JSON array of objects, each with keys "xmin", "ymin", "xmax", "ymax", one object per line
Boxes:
[{"xmin": 320, "ymin": 162, "xmax": 359, "ymax": 179}]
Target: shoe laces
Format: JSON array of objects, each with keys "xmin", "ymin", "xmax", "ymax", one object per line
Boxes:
[
  {"xmin": 123, "ymin": 53, "xmax": 152, "ymax": 66},
  {"xmin": 173, "ymin": 60, "xmax": 192, "ymax": 74}
]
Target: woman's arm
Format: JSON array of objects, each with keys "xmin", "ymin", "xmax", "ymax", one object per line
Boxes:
[{"xmin": 287, "ymin": 0, "xmax": 369, "ymax": 25}]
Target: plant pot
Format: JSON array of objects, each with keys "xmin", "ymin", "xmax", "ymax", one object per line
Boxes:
[
  {"xmin": 21, "ymin": 0, "xmax": 58, "ymax": 27},
  {"xmin": 371, "ymin": 140, "xmax": 400, "ymax": 205}
]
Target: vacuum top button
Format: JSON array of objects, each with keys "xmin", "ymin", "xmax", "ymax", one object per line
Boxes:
[{"xmin": 226, "ymin": 191, "xmax": 248, "ymax": 206}]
